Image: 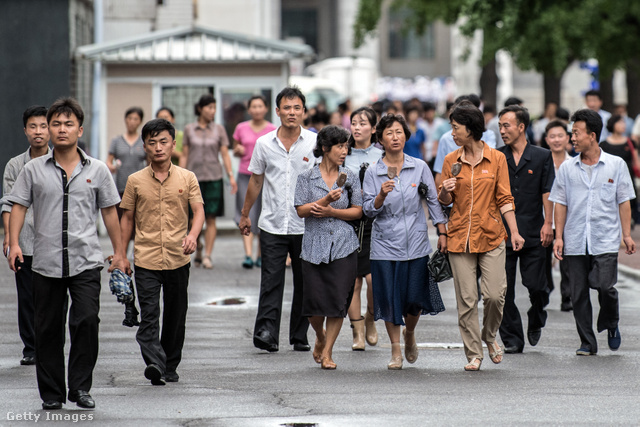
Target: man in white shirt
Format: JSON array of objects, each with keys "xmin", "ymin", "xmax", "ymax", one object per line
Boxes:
[{"xmin": 239, "ymin": 87, "xmax": 317, "ymax": 352}]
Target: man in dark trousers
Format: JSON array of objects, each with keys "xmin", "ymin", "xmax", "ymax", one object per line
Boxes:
[
  {"xmin": 498, "ymin": 105, "xmax": 555, "ymax": 353},
  {"xmin": 239, "ymin": 87, "xmax": 317, "ymax": 352},
  {"xmin": 2, "ymin": 106, "xmax": 51, "ymax": 366},
  {"xmin": 120, "ymin": 118, "xmax": 204, "ymax": 385},
  {"xmin": 7, "ymin": 98, "xmax": 129, "ymax": 410}
]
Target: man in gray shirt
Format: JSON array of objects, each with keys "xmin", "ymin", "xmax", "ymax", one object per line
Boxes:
[
  {"xmin": 7, "ymin": 98, "xmax": 129, "ymax": 411},
  {"xmin": 2, "ymin": 105, "xmax": 51, "ymax": 367}
]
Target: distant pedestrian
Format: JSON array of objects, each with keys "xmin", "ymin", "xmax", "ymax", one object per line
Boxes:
[
  {"xmin": 363, "ymin": 114, "xmax": 447, "ymax": 370},
  {"xmin": 438, "ymin": 101, "xmax": 524, "ymax": 371},
  {"xmin": 551, "ymin": 109, "xmax": 636, "ymax": 356},
  {"xmin": 295, "ymin": 125, "xmax": 362, "ymax": 369},
  {"xmin": 180, "ymin": 94, "xmax": 237, "ymax": 269},
  {"xmin": 232, "ymin": 95, "xmax": 276, "ymax": 269},
  {"xmin": 239, "ymin": 87, "xmax": 316, "ymax": 353},
  {"xmin": 7, "ymin": 97, "xmax": 129, "ymax": 410},
  {"xmin": 343, "ymin": 106, "xmax": 383, "ymax": 350},
  {"xmin": 497, "ymin": 105, "xmax": 555, "ymax": 354},
  {"xmin": 107, "ymin": 106, "xmax": 146, "ymax": 327},
  {"xmin": 2, "ymin": 105, "xmax": 51, "ymax": 367},
  {"xmin": 584, "ymin": 90, "xmax": 611, "ymax": 142},
  {"xmin": 155, "ymin": 107, "xmax": 184, "ymax": 165},
  {"xmin": 120, "ymin": 118, "xmax": 204, "ymax": 385}
]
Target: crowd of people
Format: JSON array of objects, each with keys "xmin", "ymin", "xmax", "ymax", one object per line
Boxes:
[{"xmin": 1, "ymin": 85, "xmax": 638, "ymax": 410}]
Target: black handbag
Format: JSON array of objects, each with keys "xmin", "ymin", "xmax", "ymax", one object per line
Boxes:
[{"xmin": 428, "ymin": 249, "xmax": 453, "ymax": 283}]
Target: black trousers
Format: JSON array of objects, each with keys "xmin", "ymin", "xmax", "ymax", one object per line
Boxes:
[
  {"xmin": 563, "ymin": 253, "xmax": 619, "ymax": 353},
  {"xmin": 33, "ymin": 268, "xmax": 101, "ymax": 403},
  {"xmin": 15, "ymin": 255, "xmax": 35, "ymax": 358},
  {"xmin": 134, "ymin": 264, "xmax": 190, "ymax": 373},
  {"xmin": 499, "ymin": 245, "xmax": 549, "ymax": 350},
  {"xmin": 254, "ymin": 231, "xmax": 309, "ymax": 346}
]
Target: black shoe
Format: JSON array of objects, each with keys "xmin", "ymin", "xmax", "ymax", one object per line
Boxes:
[
  {"xmin": 528, "ymin": 328, "xmax": 542, "ymax": 346},
  {"xmin": 561, "ymin": 301, "xmax": 573, "ymax": 312},
  {"xmin": 144, "ymin": 364, "xmax": 166, "ymax": 386},
  {"xmin": 68, "ymin": 390, "xmax": 95, "ymax": 409},
  {"xmin": 42, "ymin": 401, "xmax": 63, "ymax": 410},
  {"xmin": 122, "ymin": 303, "xmax": 140, "ymax": 327},
  {"xmin": 504, "ymin": 345, "xmax": 523, "ymax": 354},
  {"xmin": 20, "ymin": 356, "xmax": 35, "ymax": 365},
  {"xmin": 165, "ymin": 371, "xmax": 179, "ymax": 382},
  {"xmin": 293, "ymin": 343, "xmax": 311, "ymax": 351},
  {"xmin": 608, "ymin": 327, "xmax": 621, "ymax": 351},
  {"xmin": 254, "ymin": 330, "xmax": 279, "ymax": 352}
]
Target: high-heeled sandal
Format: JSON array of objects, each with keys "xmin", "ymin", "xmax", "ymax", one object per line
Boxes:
[
  {"xmin": 486, "ymin": 341, "xmax": 503, "ymax": 364},
  {"xmin": 388, "ymin": 343, "xmax": 403, "ymax": 370},
  {"xmin": 403, "ymin": 328, "xmax": 418, "ymax": 364},
  {"xmin": 464, "ymin": 357, "xmax": 482, "ymax": 371},
  {"xmin": 321, "ymin": 356, "xmax": 336, "ymax": 370},
  {"xmin": 364, "ymin": 308, "xmax": 378, "ymax": 346}
]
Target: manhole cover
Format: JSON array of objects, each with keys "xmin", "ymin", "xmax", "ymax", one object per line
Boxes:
[{"xmin": 208, "ymin": 297, "xmax": 246, "ymax": 306}]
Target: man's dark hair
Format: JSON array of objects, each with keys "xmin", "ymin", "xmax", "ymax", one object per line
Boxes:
[
  {"xmin": 571, "ymin": 108, "xmax": 603, "ymax": 141},
  {"xmin": 348, "ymin": 106, "xmax": 378, "ymax": 147},
  {"xmin": 450, "ymin": 100, "xmax": 485, "ymax": 141},
  {"xmin": 275, "ymin": 86, "xmax": 306, "ymax": 110},
  {"xmin": 504, "ymin": 96, "xmax": 523, "ymax": 107},
  {"xmin": 248, "ymin": 95, "xmax": 269, "ymax": 109},
  {"xmin": 311, "ymin": 111, "xmax": 330, "ymax": 127},
  {"xmin": 141, "ymin": 118, "xmax": 176, "ymax": 142},
  {"xmin": 125, "ymin": 107, "xmax": 144, "ymax": 120},
  {"xmin": 483, "ymin": 104, "xmax": 496, "ymax": 116},
  {"xmin": 404, "ymin": 104, "xmax": 421, "ymax": 117},
  {"xmin": 23, "ymin": 105, "xmax": 48, "ymax": 127},
  {"xmin": 194, "ymin": 94, "xmax": 216, "ymax": 116},
  {"xmin": 313, "ymin": 125, "xmax": 351, "ymax": 158},
  {"xmin": 499, "ymin": 105, "xmax": 530, "ymax": 129},
  {"xmin": 584, "ymin": 89, "xmax": 602, "ymax": 100},
  {"xmin": 454, "ymin": 94, "xmax": 481, "ymax": 108},
  {"xmin": 545, "ymin": 119, "xmax": 569, "ymax": 135},
  {"xmin": 422, "ymin": 101, "xmax": 436, "ymax": 112},
  {"xmin": 606, "ymin": 114, "xmax": 624, "ymax": 134},
  {"xmin": 156, "ymin": 106, "xmax": 175, "ymax": 118},
  {"xmin": 47, "ymin": 97, "xmax": 84, "ymax": 126},
  {"xmin": 375, "ymin": 113, "xmax": 412, "ymax": 145},
  {"xmin": 556, "ymin": 107, "xmax": 570, "ymax": 121}
]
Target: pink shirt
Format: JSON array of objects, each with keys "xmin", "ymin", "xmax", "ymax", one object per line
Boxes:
[{"xmin": 233, "ymin": 121, "xmax": 277, "ymax": 175}]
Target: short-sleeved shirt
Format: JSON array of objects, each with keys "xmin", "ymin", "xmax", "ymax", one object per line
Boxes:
[
  {"xmin": 120, "ymin": 164, "xmax": 203, "ymax": 270},
  {"xmin": 108, "ymin": 135, "xmax": 146, "ymax": 193},
  {"xmin": 6, "ymin": 149, "xmax": 120, "ymax": 278},
  {"xmin": 233, "ymin": 121, "xmax": 277, "ymax": 175},
  {"xmin": 549, "ymin": 150, "xmax": 635, "ymax": 255},
  {"xmin": 248, "ymin": 127, "xmax": 317, "ymax": 235},
  {"xmin": 294, "ymin": 165, "xmax": 361, "ymax": 264},
  {"xmin": 498, "ymin": 143, "xmax": 555, "ymax": 248},
  {"xmin": 183, "ymin": 121, "xmax": 230, "ymax": 182},
  {"xmin": 2, "ymin": 147, "xmax": 51, "ymax": 255},
  {"xmin": 439, "ymin": 143, "xmax": 514, "ymax": 253}
]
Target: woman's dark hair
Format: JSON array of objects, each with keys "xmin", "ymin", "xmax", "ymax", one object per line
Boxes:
[
  {"xmin": 156, "ymin": 106, "xmax": 175, "ymax": 119},
  {"xmin": 449, "ymin": 101, "xmax": 485, "ymax": 141},
  {"xmin": 571, "ymin": 108, "xmax": 603, "ymax": 141},
  {"xmin": 125, "ymin": 107, "xmax": 144, "ymax": 121},
  {"xmin": 606, "ymin": 114, "xmax": 624, "ymax": 134},
  {"xmin": 375, "ymin": 114, "xmax": 411, "ymax": 145},
  {"xmin": 47, "ymin": 97, "xmax": 84, "ymax": 126},
  {"xmin": 141, "ymin": 118, "xmax": 176, "ymax": 142},
  {"xmin": 194, "ymin": 94, "xmax": 216, "ymax": 116},
  {"xmin": 23, "ymin": 105, "xmax": 47, "ymax": 127},
  {"xmin": 248, "ymin": 95, "xmax": 269, "ymax": 109},
  {"xmin": 347, "ymin": 106, "xmax": 378, "ymax": 148},
  {"xmin": 276, "ymin": 86, "xmax": 306, "ymax": 110},
  {"xmin": 313, "ymin": 125, "xmax": 351, "ymax": 158}
]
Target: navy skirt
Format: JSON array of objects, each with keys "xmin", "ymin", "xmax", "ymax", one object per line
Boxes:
[{"xmin": 370, "ymin": 256, "xmax": 445, "ymax": 325}]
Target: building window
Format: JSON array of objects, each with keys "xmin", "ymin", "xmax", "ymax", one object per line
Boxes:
[
  {"xmin": 161, "ymin": 86, "xmax": 215, "ymax": 131},
  {"xmin": 388, "ymin": 9, "xmax": 435, "ymax": 59},
  {"xmin": 281, "ymin": 8, "xmax": 317, "ymax": 52}
]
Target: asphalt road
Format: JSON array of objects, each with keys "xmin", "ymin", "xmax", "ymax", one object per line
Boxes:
[{"xmin": 1, "ymin": 232, "xmax": 639, "ymax": 426}]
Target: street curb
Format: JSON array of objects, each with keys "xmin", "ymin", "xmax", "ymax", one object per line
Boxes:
[{"xmin": 619, "ymin": 263, "xmax": 640, "ymax": 281}]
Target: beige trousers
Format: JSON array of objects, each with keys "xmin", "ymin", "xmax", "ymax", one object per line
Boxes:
[{"xmin": 449, "ymin": 241, "xmax": 507, "ymax": 362}]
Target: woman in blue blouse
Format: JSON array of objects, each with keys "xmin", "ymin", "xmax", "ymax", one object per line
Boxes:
[
  {"xmin": 295, "ymin": 125, "xmax": 363, "ymax": 370},
  {"xmin": 363, "ymin": 114, "xmax": 448, "ymax": 370}
]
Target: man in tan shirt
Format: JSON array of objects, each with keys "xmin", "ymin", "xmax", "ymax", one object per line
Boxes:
[{"xmin": 120, "ymin": 118, "xmax": 204, "ymax": 385}]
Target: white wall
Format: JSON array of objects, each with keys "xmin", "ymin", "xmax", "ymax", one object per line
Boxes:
[{"xmin": 197, "ymin": 0, "xmax": 280, "ymax": 38}]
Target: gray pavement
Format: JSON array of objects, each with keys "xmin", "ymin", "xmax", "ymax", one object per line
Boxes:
[{"xmin": 1, "ymin": 231, "xmax": 640, "ymax": 426}]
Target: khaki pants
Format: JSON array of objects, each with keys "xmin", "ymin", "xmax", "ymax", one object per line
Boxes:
[{"xmin": 449, "ymin": 241, "xmax": 507, "ymax": 362}]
